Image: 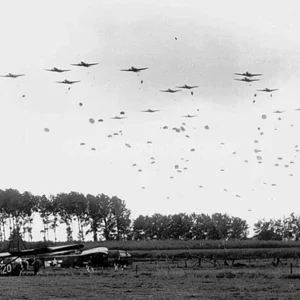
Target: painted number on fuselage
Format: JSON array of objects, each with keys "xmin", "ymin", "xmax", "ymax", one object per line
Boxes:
[{"xmin": 1, "ymin": 263, "xmax": 12, "ymax": 275}]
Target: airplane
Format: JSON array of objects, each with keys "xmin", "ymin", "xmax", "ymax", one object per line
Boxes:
[
  {"xmin": 40, "ymin": 246, "xmax": 109, "ymax": 269},
  {"xmin": 257, "ymin": 88, "xmax": 279, "ymax": 92},
  {"xmin": 71, "ymin": 61, "xmax": 98, "ymax": 67},
  {"xmin": 0, "ymin": 238, "xmax": 84, "ymax": 276},
  {"xmin": 234, "ymin": 77, "xmax": 260, "ymax": 82},
  {"xmin": 141, "ymin": 109, "xmax": 160, "ymax": 113},
  {"xmin": 45, "ymin": 67, "xmax": 71, "ymax": 73},
  {"xmin": 0, "ymin": 73, "xmax": 25, "ymax": 78},
  {"xmin": 111, "ymin": 116, "xmax": 126, "ymax": 119},
  {"xmin": 234, "ymin": 72, "xmax": 263, "ymax": 77},
  {"xmin": 42, "ymin": 247, "xmax": 132, "ymax": 270},
  {"xmin": 160, "ymin": 89, "xmax": 181, "ymax": 93},
  {"xmin": 182, "ymin": 114, "xmax": 197, "ymax": 118},
  {"xmin": 120, "ymin": 66, "xmax": 148, "ymax": 73},
  {"xmin": 273, "ymin": 110, "xmax": 284, "ymax": 113},
  {"xmin": 176, "ymin": 85, "xmax": 199, "ymax": 89},
  {"xmin": 56, "ymin": 79, "xmax": 80, "ymax": 84}
]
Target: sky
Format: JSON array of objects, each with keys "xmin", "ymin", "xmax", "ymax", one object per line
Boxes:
[{"xmin": 1, "ymin": 0, "xmax": 300, "ymax": 240}]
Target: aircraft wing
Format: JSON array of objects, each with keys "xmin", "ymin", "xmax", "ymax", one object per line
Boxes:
[
  {"xmin": 136, "ymin": 68, "xmax": 148, "ymax": 71},
  {"xmin": 36, "ymin": 250, "xmax": 80, "ymax": 257},
  {"xmin": 80, "ymin": 247, "xmax": 108, "ymax": 256},
  {"xmin": 1, "ymin": 243, "xmax": 84, "ymax": 258},
  {"xmin": 46, "ymin": 244, "xmax": 84, "ymax": 253},
  {"xmin": 120, "ymin": 69, "xmax": 131, "ymax": 71},
  {"xmin": 0, "ymin": 252, "xmax": 12, "ymax": 258}
]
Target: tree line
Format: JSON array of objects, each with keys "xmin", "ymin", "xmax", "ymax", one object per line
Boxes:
[
  {"xmin": 254, "ymin": 213, "xmax": 300, "ymax": 241},
  {"xmin": 0, "ymin": 189, "xmax": 131, "ymax": 242},
  {"xmin": 0, "ymin": 188, "xmax": 299, "ymax": 242}
]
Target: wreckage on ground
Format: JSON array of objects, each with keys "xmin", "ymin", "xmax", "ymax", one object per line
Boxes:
[{"xmin": 0, "ymin": 237, "xmax": 132, "ymax": 276}]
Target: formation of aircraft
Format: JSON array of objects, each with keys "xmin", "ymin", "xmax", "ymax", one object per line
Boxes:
[
  {"xmin": 0, "ymin": 73, "xmax": 25, "ymax": 78},
  {"xmin": 0, "ymin": 28, "xmax": 289, "ymax": 247},
  {"xmin": 120, "ymin": 66, "xmax": 148, "ymax": 73}
]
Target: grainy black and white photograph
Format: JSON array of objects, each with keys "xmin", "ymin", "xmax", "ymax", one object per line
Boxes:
[{"xmin": 1, "ymin": 0, "xmax": 300, "ymax": 299}]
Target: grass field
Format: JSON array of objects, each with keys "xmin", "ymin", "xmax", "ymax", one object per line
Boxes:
[
  {"xmin": 2, "ymin": 239, "xmax": 300, "ymax": 299},
  {"xmin": 2, "ymin": 259, "xmax": 300, "ymax": 300}
]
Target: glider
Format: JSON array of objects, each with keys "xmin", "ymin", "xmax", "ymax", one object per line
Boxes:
[
  {"xmin": 234, "ymin": 77, "xmax": 260, "ymax": 82},
  {"xmin": 160, "ymin": 89, "xmax": 181, "ymax": 93},
  {"xmin": 0, "ymin": 239, "xmax": 84, "ymax": 276},
  {"xmin": 56, "ymin": 79, "xmax": 80, "ymax": 84},
  {"xmin": 71, "ymin": 61, "xmax": 98, "ymax": 67},
  {"xmin": 257, "ymin": 88, "xmax": 279, "ymax": 92},
  {"xmin": 234, "ymin": 72, "xmax": 263, "ymax": 77},
  {"xmin": 0, "ymin": 73, "xmax": 25, "ymax": 78},
  {"xmin": 120, "ymin": 66, "xmax": 148, "ymax": 73},
  {"xmin": 141, "ymin": 109, "xmax": 160, "ymax": 113},
  {"xmin": 182, "ymin": 114, "xmax": 197, "ymax": 118},
  {"xmin": 45, "ymin": 67, "xmax": 70, "ymax": 73},
  {"xmin": 176, "ymin": 85, "xmax": 199, "ymax": 89}
]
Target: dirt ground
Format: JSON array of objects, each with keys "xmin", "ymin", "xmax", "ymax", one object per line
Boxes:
[{"xmin": 1, "ymin": 260, "xmax": 300, "ymax": 300}]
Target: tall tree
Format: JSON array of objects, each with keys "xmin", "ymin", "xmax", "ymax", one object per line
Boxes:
[
  {"xmin": 0, "ymin": 189, "xmax": 7, "ymax": 241},
  {"xmin": 110, "ymin": 196, "xmax": 131, "ymax": 240},
  {"xmin": 55, "ymin": 193, "xmax": 74, "ymax": 241},
  {"xmin": 190, "ymin": 213, "xmax": 211, "ymax": 240},
  {"xmin": 228, "ymin": 216, "xmax": 248, "ymax": 239},
  {"xmin": 85, "ymin": 194, "xmax": 103, "ymax": 242},
  {"xmin": 20, "ymin": 191, "xmax": 38, "ymax": 241},
  {"xmin": 67, "ymin": 192, "xmax": 87, "ymax": 241},
  {"xmin": 98, "ymin": 194, "xmax": 115, "ymax": 240},
  {"xmin": 168, "ymin": 213, "xmax": 193, "ymax": 240},
  {"xmin": 37, "ymin": 195, "xmax": 52, "ymax": 241}
]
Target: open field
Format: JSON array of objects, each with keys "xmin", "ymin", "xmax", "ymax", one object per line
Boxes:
[
  {"xmin": 2, "ymin": 240, "xmax": 300, "ymax": 299},
  {"xmin": 2, "ymin": 260, "xmax": 300, "ymax": 300}
]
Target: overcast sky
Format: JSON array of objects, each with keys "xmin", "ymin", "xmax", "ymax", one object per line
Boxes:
[{"xmin": 1, "ymin": 0, "xmax": 300, "ymax": 240}]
